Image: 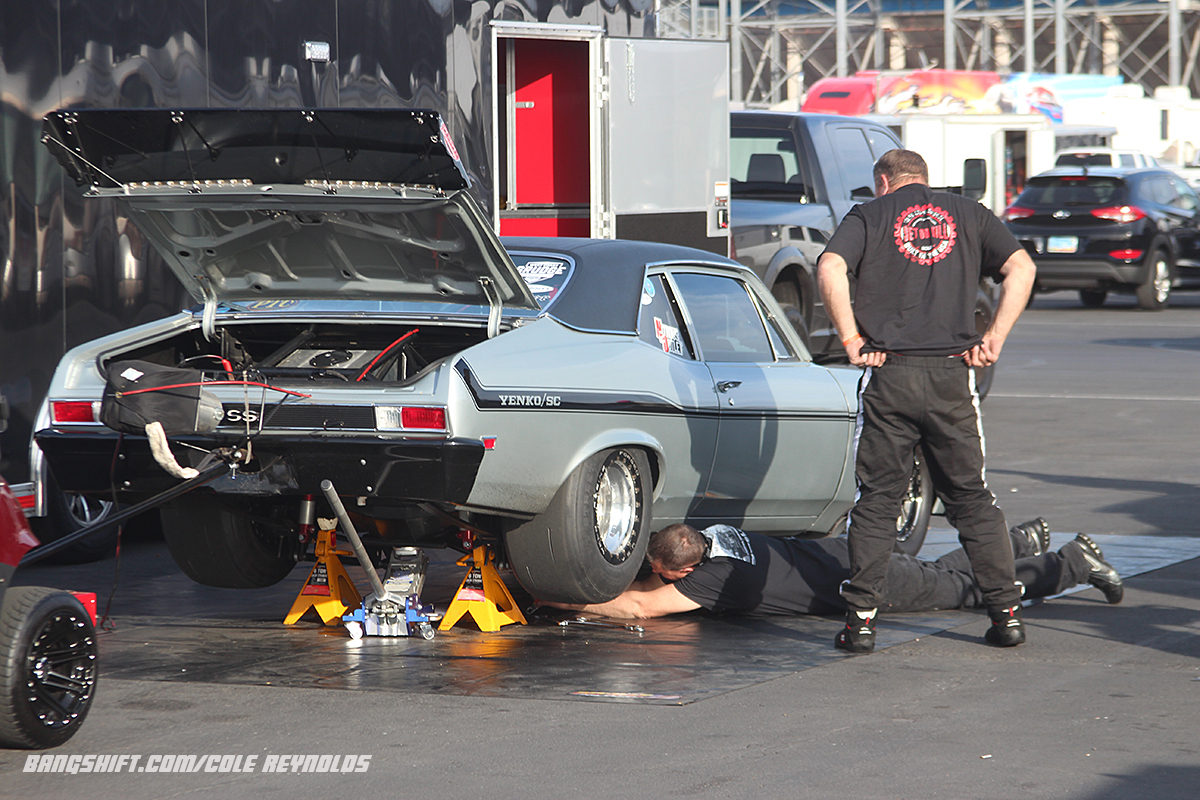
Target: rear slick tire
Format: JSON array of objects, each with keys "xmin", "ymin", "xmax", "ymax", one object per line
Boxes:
[
  {"xmin": 505, "ymin": 448, "xmax": 652, "ymax": 604},
  {"xmin": 159, "ymin": 495, "xmax": 298, "ymax": 588}
]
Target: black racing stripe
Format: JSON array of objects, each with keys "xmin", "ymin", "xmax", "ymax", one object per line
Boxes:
[{"xmin": 453, "ymin": 359, "xmax": 854, "ymax": 422}]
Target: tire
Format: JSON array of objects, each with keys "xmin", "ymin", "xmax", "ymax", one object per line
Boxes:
[
  {"xmin": 0, "ymin": 587, "xmax": 97, "ymax": 749},
  {"xmin": 505, "ymin": 448, "xmax": 652, "ymax": 604},
  {"xmin": 893, "ymin": 450, "xmax": 933, "ymax": 557},
  {"xmin": 1079, "ymin": 289, "xmax": 1108, "ymax": 308},
  {"xmin": 1135, "ymin": 250, "xmax": 1171, "ymax": 311},
  {"xmin": 30, "ymin": 472, "xmax": 119, "ymax": 564},
  {"xmin": 159, "ymin": 494, "xmax": 299, "ymax": 588},
  {"xmin": 770, "ymin": 278, "xmax": 811, "ymax": 351},
  {"xmin": 973, "ymin": 290, "xmax": 995, "ymax": 401}
]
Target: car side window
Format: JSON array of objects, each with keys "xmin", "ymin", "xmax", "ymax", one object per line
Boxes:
[
  {"xmin": 671, "ymin": 273, "xmax": 775, "ymax": 363},
  {"xmin": 1167, "ymin": 177, "xmax": 1198, "ymax": 211},
  {"xmin": 637, "ymin": 274, "xmax": 694, "ymax": 359},
  {"xmin": 829, "ymin": 126, "xmax": 877, "ymax": 200}
]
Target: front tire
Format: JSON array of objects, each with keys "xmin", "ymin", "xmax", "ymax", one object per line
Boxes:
[
  {"xmin": 0, "ymin": 587, "xmax": 97, "ymax": 749},
  {"xmin": 505, "ymin": 448, "xmax": 652, "ymax": 604},
  {"xmin": 159, "ymin": 494, "xmax": 299, "ymax": 588},
  {"xmin": 1135, "ymin": 251, "xmax": 1171, "ymax": 310}
]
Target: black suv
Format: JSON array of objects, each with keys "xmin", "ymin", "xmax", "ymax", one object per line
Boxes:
[{"xmin": 1002, "ymin": 167, "xmax": 1200, "ymax": 309}]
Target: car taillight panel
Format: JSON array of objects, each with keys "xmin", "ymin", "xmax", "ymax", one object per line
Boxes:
[
  {"xmin": 1091, "ymin": 205, "xmax": 1146, "ymax": 223},
  {"xmin": 50, "ymin": 401, "xmax": 101, "ymax": 424},
  {"xmin": 375, "ymin": 405, "xmax": 447, "ymax": 431},
  {"xmin": 1002, "ymin": 206, "xmax": 1035, "ymax": 222}
]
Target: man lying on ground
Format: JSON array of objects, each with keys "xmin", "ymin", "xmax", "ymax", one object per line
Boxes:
[{"xmin": 541, "ymin": 519, "xmax": 1123, "ymax": 626}]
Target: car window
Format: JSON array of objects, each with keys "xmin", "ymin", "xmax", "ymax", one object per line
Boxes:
[
  {"xmin": 671, "ymin": 273, "xmax": 774, "ymax": 363},
  {"xmin": 828, "ymin": 126, "xmax": 878, "ymax": 200},
  {"xmin": 1019, "ymin": 176, "xmax": 1126, "ymax": 206},
  {"xmin": 1119, "ymin": 154, "xmax": 1135, "ymax": 167},
  {"xmin": 1168, "ymin": 177, "xmax": 1199, "ymax": 211},
  {"xmin": 864, "ymin": 126, "xmax": 902, "ymax": 161},
  {"xmin": 637, "ymin": 274, "xmax": 694, "ymax": 359},
  {"xmin": 730, "ymin": 127, "xmax": 815, "ymax": 203},
  {"xmin": 1141, "ymin": 175, "xmax": 1175, "ymax": 206}
]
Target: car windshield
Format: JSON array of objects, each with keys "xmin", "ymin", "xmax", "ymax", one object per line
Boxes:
[{"xmin": 1018, "ymin": 176, "xmax": 1128, "ymax": 207}]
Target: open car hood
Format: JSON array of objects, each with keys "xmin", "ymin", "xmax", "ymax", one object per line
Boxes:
[{"xmin": 41, "ymin": 109, "xmax": 539, "ymax": 323}]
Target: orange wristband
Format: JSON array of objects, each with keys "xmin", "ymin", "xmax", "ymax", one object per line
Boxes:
[{"xmin": 842, "ymin": 333, "xmax": 862, "ymax": 347}]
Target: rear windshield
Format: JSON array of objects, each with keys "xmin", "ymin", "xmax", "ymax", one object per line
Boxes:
[
  {"xmin": 1017, "ymin": 176, "xmax": 1128, "ymax": 207},
  {"xmin": 1054, "ymin": 153, "xmax": 1114, "ymax": 167}
]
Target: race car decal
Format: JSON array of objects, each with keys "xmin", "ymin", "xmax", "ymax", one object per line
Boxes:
[
  {"xmin": 452, "ymin": 360, "xmax": 854, "ymax": 422},
  {"xmin": 653, "ymin": 317, "xmax": 686, "ymax": 356}
]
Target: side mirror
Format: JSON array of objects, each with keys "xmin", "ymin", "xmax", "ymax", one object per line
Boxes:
[{"xmin": 963, "ymin": 159, "xmax": 986, "ymax": 201}]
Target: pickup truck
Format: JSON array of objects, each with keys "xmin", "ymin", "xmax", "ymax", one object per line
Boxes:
[{"xmin": 729, "ymin": 110, "xmax": 998, "ymax": 397}]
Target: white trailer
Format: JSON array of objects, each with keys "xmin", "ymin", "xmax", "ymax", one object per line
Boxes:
[{"xmin": 869, "ymin": 113, "xmax": 1057, "ymax": 212}]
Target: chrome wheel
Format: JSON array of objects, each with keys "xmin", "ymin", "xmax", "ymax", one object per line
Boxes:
[
  {"xmin": 894, "ymin": 452, "xmax": 933, "ymax": 556},
  {"xmin": 593, "ymin": 451, "xmax": 641, "ymax": 564},
  {"xmin": 1136, "ymin": 251, "xmax": 1171, "ymax": 310},
  {"xmin": 64, "ymin": 492, "xmax": 114, "ymax": 527}
]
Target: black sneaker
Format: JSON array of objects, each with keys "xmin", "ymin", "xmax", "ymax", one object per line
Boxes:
[
  {"xmin": 1010, "ymin": 518, "xmax": 1051, "ymax": 557},
  {"xmin": 1070, "ymin": 534, "xmax": 1124, "ymax": 605},
  {"xmin": 984, "ymin": 604, "xmax": 1026, "ymax": 647},
  {"xmin": 835, "ymin": 608, "xmax": 877, "ymax": 654}
]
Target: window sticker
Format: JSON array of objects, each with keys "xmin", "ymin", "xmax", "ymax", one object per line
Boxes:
[
  {"xmin": 654, "ymin": 317, "xmax": 685, "ymax": 356},
  {"xmin": 517, "ymin": 259, "xmax": 570, "ymax": 307},
  {"xmin": 641, "ymin": 278, "xmax": 655, "ymax": 305}
]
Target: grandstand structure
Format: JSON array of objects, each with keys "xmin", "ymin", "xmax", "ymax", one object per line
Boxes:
[{"xmin": 659, "ymin": 0, "xmax": 1198, "ymax": 106}]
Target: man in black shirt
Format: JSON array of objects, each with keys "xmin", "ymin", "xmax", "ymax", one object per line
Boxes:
[
  {"xmin": 540, "ymin": 523, "xmax": 1122, "ymax": 621},
  {"xmin": 817, "ymin": 149, "xmax": 1037, "ymax": 652}
]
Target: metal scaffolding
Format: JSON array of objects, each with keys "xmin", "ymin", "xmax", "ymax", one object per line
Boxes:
[{"xmin": 659, "ymin": 0, "xmax": 1198, "ymax": 105}]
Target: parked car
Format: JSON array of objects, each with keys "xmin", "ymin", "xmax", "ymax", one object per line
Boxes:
[
  {"xmin": 1002, "ymin": 166, "xmax": 1200, "ymax": 309},
  {"xmin": 0, "ymin": 473, "xmax": 97, "ymax": 749},
  {"xmin": 32, "ymin": 108, "xmax": 934, "ymax": 607},
  {"xmin": 1054, "ymin": 148, "xmax": 1160, "ymax": 170}
]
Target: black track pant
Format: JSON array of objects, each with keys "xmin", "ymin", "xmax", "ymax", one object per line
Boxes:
[
  {"xmin": 879, "ymin": 530, "xmax": 1091, "ymax": 612},
  {"xmin": 842, "ymin": 355, "xmax": 1023, "ymax": 612}
]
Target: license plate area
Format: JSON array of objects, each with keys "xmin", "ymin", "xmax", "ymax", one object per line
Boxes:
[{"xmin": 1047, "ymin": 235, "xmax": 1079, "ymax": 254}]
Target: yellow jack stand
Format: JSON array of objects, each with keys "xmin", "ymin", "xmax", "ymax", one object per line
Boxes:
[
  {"xmin": 284, "ymin": 528, "xmax": 363, "ymax": 626},
  {"xmin": 439, "ymin": 544, "xmax": 527, "ymax": 632}
]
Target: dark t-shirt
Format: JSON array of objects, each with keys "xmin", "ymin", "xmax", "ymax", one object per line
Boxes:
[
  {"xmin": 672, "ymin": 532, "xmax": 851, "ymax": 617},
  {"xmin": 822, "ymin": 183, "xmax": 1021, "ymax": 356}
]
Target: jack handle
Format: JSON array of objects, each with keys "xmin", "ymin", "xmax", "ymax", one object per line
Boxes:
[{"xmin": 320, "ymin": 479, "xmax": 389, "ymax": 603}]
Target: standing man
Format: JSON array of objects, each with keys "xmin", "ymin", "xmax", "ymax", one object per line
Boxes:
[{"xmin": 817, "ymin": 149, "xmax": 1036, "ymax": 653}]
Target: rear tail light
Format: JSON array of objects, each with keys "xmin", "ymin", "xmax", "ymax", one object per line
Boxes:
[
  {"xmin": 50, "ymin": 401, "xmax": 101, "ymax": 424},
  {"xmin": 1108, "ymin": 249, "xmax": 1144, "ymax": 261},
  {"xmin": 374, "ymin": 406, "xmax": 447, "ymax": 431},
  {"xmin": 1091, "ymin": 205, "xmax": 1146, "ymax": 223},
  {"xmin": 1002, "ymin": 206, "xmax": 1034, "ymax": 222}
]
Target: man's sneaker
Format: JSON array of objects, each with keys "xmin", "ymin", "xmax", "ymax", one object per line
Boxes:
[
  {"xmin": 984, "ymin": 604, "xmax": 1026, "ymax": 647},
  {"xmin": 1071, "ymin": 533, "xmax": 1124, "ymax": 604},
  {"xmin": 1010, "ymin": 517, "xmax": 1051, "ymax": 556},
  {"xmin": 835, "ymin": 608, "xmax": 877, "ymax": 654}
]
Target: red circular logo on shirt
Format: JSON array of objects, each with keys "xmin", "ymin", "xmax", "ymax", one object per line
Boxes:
[{"xmin": 893, "ymin": 204, "xmax": 957, "ymax": 265}]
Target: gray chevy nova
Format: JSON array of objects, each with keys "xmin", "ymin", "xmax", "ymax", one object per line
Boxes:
[{"xmin": 32, "ymin": 109, "xmax": 928, "ymax": 604}]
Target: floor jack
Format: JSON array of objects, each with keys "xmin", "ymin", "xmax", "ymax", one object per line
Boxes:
[{"xmin": 288, "ymin": 480, "xmax": 439, "ymax": 640}]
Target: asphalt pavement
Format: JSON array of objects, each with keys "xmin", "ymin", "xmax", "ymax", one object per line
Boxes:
[{"xmin": 3, "ymin": 290, "xmax": 1199, "ymax": 799}]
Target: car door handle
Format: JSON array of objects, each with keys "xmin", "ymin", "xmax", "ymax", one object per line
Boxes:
[{"xmin": 716, "ymin": 380, "xmax": 742, "ymax": 393}]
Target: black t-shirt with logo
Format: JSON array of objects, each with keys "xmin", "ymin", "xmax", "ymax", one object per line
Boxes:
[
  {"xmin": 672, "ymin": 532, "xmax": 851, "ymax": 616},
  {"xmin": 822, "ymin": 183, "xmax": 1022, "ymax": 356}
]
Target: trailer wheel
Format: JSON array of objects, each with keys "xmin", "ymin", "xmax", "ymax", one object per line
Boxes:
[
  {"xmin": 0, "ymin": 587, "xmax": 97, "ymax": 749},
  {"xmin": 159, "ymin": 495, "xmax": 298, "ymax": 588},
  {"xmin": 505, "ymin": 448, "xmax": 652, "ymax": 604}
]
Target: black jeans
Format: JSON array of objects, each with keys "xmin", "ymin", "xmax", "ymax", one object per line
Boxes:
[{"xmin": 842, "ymin": 355, "xmax": 1023, "ymax": 612}]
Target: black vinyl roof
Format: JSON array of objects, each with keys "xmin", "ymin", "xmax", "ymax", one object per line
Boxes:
[
  {"xmin": 502, "ymin": 237, "xmax": 742, "ymax": 335},
  {"xmin": 42, "ymin": 108, "xmax": 468, "ymax": 190}
]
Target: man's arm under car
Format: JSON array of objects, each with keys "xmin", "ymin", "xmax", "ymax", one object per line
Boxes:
[{"xmin": 541, "ymin": 575, "xmax": 702, "ymax": 620}]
